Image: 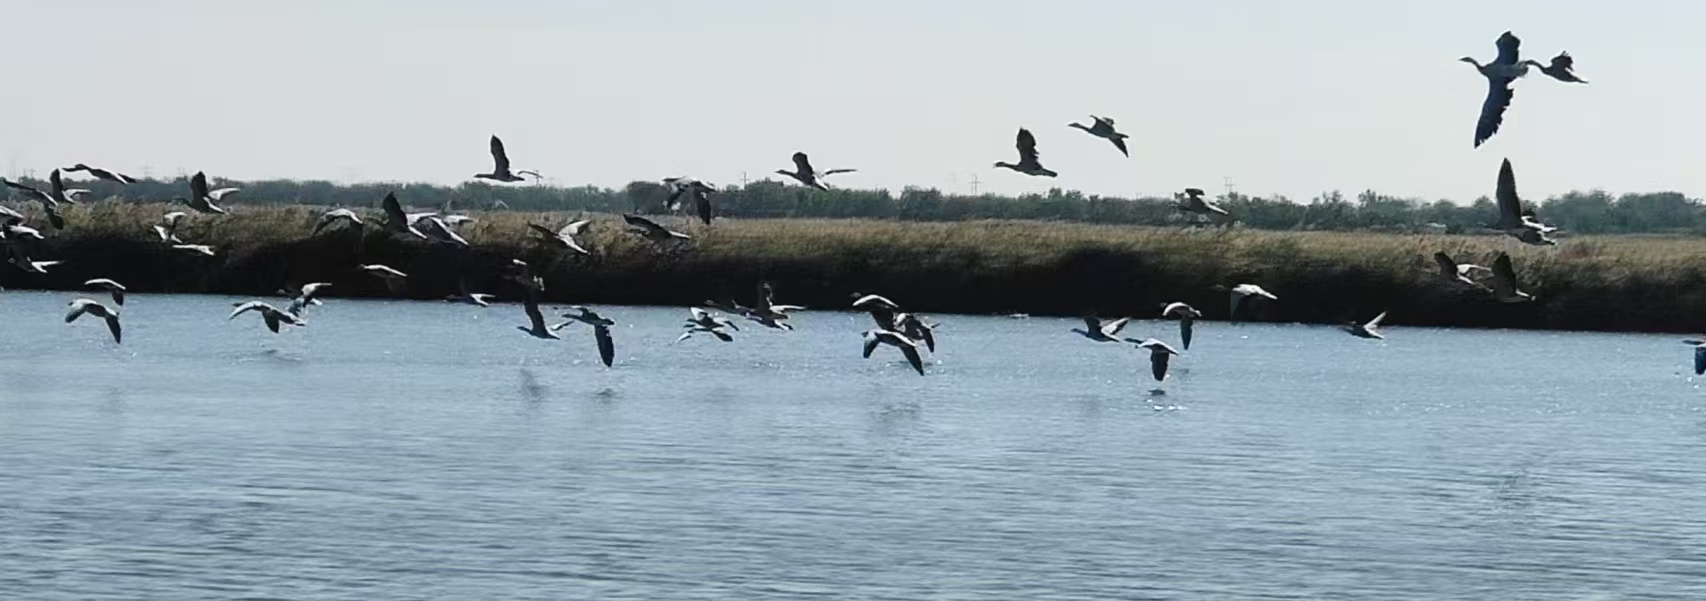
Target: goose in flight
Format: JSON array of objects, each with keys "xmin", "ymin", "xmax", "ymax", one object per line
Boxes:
[
  {"xmin": 63, "ymin": 163, "xmax": 137, "ymax": 184},
  {"xmin": 154, "ymin": 212, "xmax": 187, "ymax": 243},
  {"xmin": 516, "ymin": 286, "xmax": 559, "ymax": 340},
  {"xmin": 179, "ymin": 172, "xmax": 233, "ymax": 214},
  {"xmin": 172, "ymin": 244, "xmax": 216, "ymax": 256},
  {"xmin": 685, "ymin": 306, "xmax": 741, "ymax": 331},
  {"xmin": 1067, "ymin": 115, "xmax": 1130, "ymax": 157},
  {"xmin": 1, "ymin": 176, "xmax": 69, "ymax": 229},
  {"xmin": 748, "ymin": 282, "xmax": 804, "ymax": 320},
  {"xmin": 2, "ymin": 216, "xmax": 44, "ymax": 241},
  {"xmin": 1433, "ymin": 252, "xmax": 1492, "ymax": 290},
  {"xmin": 776, "ymin": 152, "xmax": 856, "ymax": 191},
  {"xmin": 416, "ymin": 215, "xmax": 469, "ymax": 247},
  {"xmin": 11, "ymin": 255, "xmax": 61, "ymax": 274},
  {"xmin": 623, "ymin": 214, "xmax": 690, "ymax": 241},
  {"xmin": 862, "ymin": 329, "xmax": 926, "ymax": 376},
  {"xmin": 893, "ymin": 312, "xmax": 937, "ymax": 353},
  {"xmin": 994, "ymin": 128, "xmax": 1057, "ymax": 177},
  {"xmin": 1487, "ymin": 253, "xmax": 1534, "ymax": 303},
  {"xmin": 1132, "ymin": 338, "xmax": 1180, "ymax": 382},
  {"xmin": 551, "ymin": 306, "xmax": 617, "ymax": 367},
  {"xmin": 664, "ymin": 177, "xmax": 716, "ymax": 225},
  {"xmin": 66, "ymin": 298, "xmax": 122, "ymax": 343},
  {"xmin": 1528, "ymin": 51, "xmax": 1588, "ymax": 84},
  {"xmin": 851, "ymin": 292, "xmax": 902, "ymax": 329},
  {"xmin": 474, "ymin": 135, "xmax": 528, "ymax": 182},
  {"xmin": 1344, "ymin": 311, "xmax": 1388, "ymax": 340},
  {"xmin": 1072, "ymin": 316, "xmax": 1131, "ymax": 343},
  {"xmin": 380, "ymin": 192, "xmax": 428, "ymax": 239},
  {"xmin": 359, "ymin": 264, "xmax": 408, "ymax": 295},
  {"xmin": 1219, "ymin": 284, "xmax": 1278, "ymax": 322},
  {"xmin": 528, "ymin": 220, "xmax": 591, "ymax": 254},
  {"xmin": 313, "ymin": 208, "xmax": 364, "ymax": 235},
  {"xmin": 446, "ymin": 278, "xmax": 495, "ymax": 307},
  {"xmin": 1175, "ymin": 188, "xmax": 1230, "ymax": 217},
  {"xmin": 284, "ymin": 282, "xmax": 332, "ymax": 317},
  {"xmin": 85, "ymin": 278, "xmax": 127, "ymax": 306},
  {"xmin": 1683, "ymin": 339, "xmax": 1706, "ymax": 376},
  {"xmin": 1160, "ymin": 302, "xmax": 1203, "ymax": 350},
  {"xmin": 504, "ymin": 258, "xmax": 546, "ymax": 292},
  {"xmin": 1492, "ymin": 159, "xmax": 1558, "ymax": 245},
  {"xmin": 230, "ymin": 301, "xmax": 305, "ymax": 333},
  {"xmin": 1462, "ymin": 31, "xmax": 1528, "ymax": 148}
]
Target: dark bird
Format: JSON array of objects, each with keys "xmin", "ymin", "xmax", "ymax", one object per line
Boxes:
[
  {"xmin": 1488, "ymin": 253, "xmax": 1534, "ymax": 303},
  {"xmin": 230, "ymin": 301, "xmax": 305, "ymax": 333},
  {"xmin": 1492, "ymin": 159, "xmax": 1558, "ymax": 245},
  {"xmin": 1683, "ymin": 339, "xmax": 1706, "ymax": 376},
  {"xmin": 1160, "ymin": 302, "xmax": 1203, "ymax": 350},
  {"xmin": 994, "ymin": 128, "xmax": 1057, "ymax": 177},
  {"xmin": 1343, "ymin": 311, "xmax": 1388, "ymax": 340},
  {"xmin": 552, "ymin": 306, "xmax": 617, "ymax": 367},
  {"xmin": 1433, "ymin": 252, "xmax": 1493, "ymax": 290},
  {"xmin": 1073, "ymin": 316, "xmax": 1130, "ymax": 343},
  {"xmin": 776, "ymin": 152, "xmax": 855, "ymax": 191},
  {"xmin": 474, "ymin": 135, "xmax": 527, "ymax": 182},
  {"xmin": 380, "ymin": 192, "xmax": 427, "ymax": 239},
  {"xmin": 63, "ymin": 163, "xmax": 137, "ymax": 184},
  {"xmin": 1067, "ymin": 115, "xmax": 1130, "ymax": 157},
  {"xmin": 528, "ymin": 220, "xmax": 592, "ymax": 254},
  {"xmin": 1528, "ymin": 51, "xmax": 1588, "ymax": 84},
  {"xmin": 516, "ymin": 286, "xmax": 559, "ymax": 340},
  {"xmin": 623, "ymin": 214, "xmax": 690, "ymax": 242},
  {"xmin": 1174, "ymin": 187, "xmax": 1230, "ymax": 218},
  {"xmin": 1461, "ymin": 31, "xmax": 1529, "ymax": 148},
  {"xmin": 0, "ymin": 177, "xmax": 68, "ymax": 229},
  {"xmin": 180, "ymin": 171, "xmax": 233, "ymax": 214},
  {"xmin": 664, "ymin": 177, "xmax": 716, "ymax": 225},
  {"xmin": 862, "ymin": 329, "xmax": 926, "ymax": 376}
]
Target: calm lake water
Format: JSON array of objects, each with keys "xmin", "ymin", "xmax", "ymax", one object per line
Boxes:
[{"xmin": 2, "ymin": 291, "xmax": 1704, "ymax": 600}]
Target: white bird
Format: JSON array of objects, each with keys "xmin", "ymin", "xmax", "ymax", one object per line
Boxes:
[
  {"xmin": 359, "ymin": 264, "xmax": 408, "ymax": 295},
  {"xmin": 474, "ymin": 135, "xmax": 528, "ymax": 182},
  {"xmin": 1132, "ymin": 338, "xmax": 1181, "ymax": 382},
  {"xmin": 63, "ymin": 163, "xmax": 138, "ymax": 185},
  {"xmin": 776, "ymin": 152, "xmax": 856, "ymax": 191},
  {"xmin": 230, "ymin": 301, "xmax": 304, "ymax": 333},
  {"xmin": 623, "ymin": 214, "xmax": 690, "ymax": 242},
  {"xmin": 154, "ymin": 212, "xmax": 187, "ymax": 243},
  {"xmin": 861, "ymin": 329, "xmax": 926, "ymax": 376},
  {"xmin": 1160, "ymin": 302, "xmax": 1203, "ymax": 350},
  {"xmin": 179, "ymin": 172, "xmax": 232, "ymax": 214},
  {"xmin": 284, "ymin": 282, "xmax": 332, "ymax": 317},
  {"xmin": 528, "ymin": 220, "xmax": 591, "ymax": 254},
  {"xmin": 66, "ymin": 298, "xmax": 122, "ymax": 343},
  {"xmin": 1221, "ymin": 284, "xmax": 1279, "ymax": 322},
  {"xmin": 313, "ymin": 208, "xmax": 364, "ymax": 235},
  {"xmin": 85, "ymin": 278, "xmax": 127, "ymax": 306},
  {"xmin": 551, "ymin": 306, "xmax": 617, "ymax": 367},
  {"xmin": 1067, "ymin": 115, "xmax": 1130, "ymax": 157},
  {"xmin": 1683, "ymin": 338, "xmax": 1706, "ymax": 376},
  {"xmin": 1073, "ymin": 316, "xmax": 1130, "ymax": 343},
  {"xmin": 1488, "ymin": 253, "xmax": 1534, "ymax": 303},
  {"xmin": 172, "ymin": 244, "xmax": 216, "ymax": 256},
  {"xmin": 1344, "ymin": 311, "xmax": 1388, "ymax": 340}
]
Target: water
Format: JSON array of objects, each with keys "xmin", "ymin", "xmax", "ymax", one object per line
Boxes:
[{"xmin": 3, "ymin": 291, "xmax": 1705, "ymax": 600}]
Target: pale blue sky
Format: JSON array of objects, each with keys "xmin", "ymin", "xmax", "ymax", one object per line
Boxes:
[{"xmin": 4, "ymin": 1, "xmax": 1699, "ymax": 202}]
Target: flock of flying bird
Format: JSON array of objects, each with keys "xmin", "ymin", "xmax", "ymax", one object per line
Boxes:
[{"xmin": 9, "ymin": 31, "xmax": 1702, "ymax": 382}]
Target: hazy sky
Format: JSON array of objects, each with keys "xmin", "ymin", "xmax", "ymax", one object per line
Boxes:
[{"xmin": 4, "ymin": 1, "xmax": 1700, "ymax": 202}]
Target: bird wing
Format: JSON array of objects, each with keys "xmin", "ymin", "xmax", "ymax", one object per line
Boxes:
[
  {"xmin": 1495, "ymin": 159, "xmax": 1524, "ymax": 227},
  {"xmin": 190, "ymin": 171, "xmax": 210, "ymax": 199},
  {"xmin": 1150, "ymin": 351, "xmax": 1171, "ymax": 382},
  {"xmin": 523, "ymin": 288, "xmax": 548, "ymax": 332},
  {"xmin": 1110, "ymin": 136, "xmax": 1129, "ymax": 157},
  {"xmin": 65, "ymin": 299, "xmax": 94, "ymax": 323},
  {"xmin": 1180, "ymin": 319, "xmax": 1193, "ymax": 351},
  {"xmin": 1104, "ymin": 317, "xmax": 1130, "ymax": 336},
  {"xmin": 1433, "ymin": 252, "xmax": 1458, "ymax": 278},
  {"xmin": 527, "ymin": 222, "xmax": 558, "ymax": 240},
  {"xmin": 1082, "ymin": 316, "xmax": 1101, "ymax": 333},
  {"xmin": 791, "ymin": 152, "xmax": 813, "ymax": 175},
  {"xmin": 623, "ymin": 213, "xmax": 665, "ymax": 234},
  {"xmin": 861, "ymin": 332, "xmax": 881, "ymax": 358},
  {"xmin": 594, "ymin": 325, "xmax": 615, "ymax": 367},
  {"xmin": 822, "ymin": 168, "xmax": 857, "ymax": 175},
  {"xmin": 229, "ymin": 301, "xmax": 269, "ymax": 320},
  {"xmin": 49, "ymin": 169, "xmax": 65, "ymax": 198},
  {"xmin": 1696, "ymin": 346, "xmax": 1705, "ymax": 376},
  {"xmin": 104, "ymin": 314, "xmax": 122, "ymax": 344},
  {"xmin": 1494, "ymin": 31, "xmax": 1520, "ymax": 65},
  {"xmin": 711, "ymin": 329, "xmax": 733, "ymax": 342},
  {"xmin": 1093, "ymin": 114, "xmax": 1114, "ymax": 127},
  {"xmin": 901, "ymin": 345, "xmax": 926, "ymax": 376},
  {"xmin": 1016, "ymin": 128, "xmax": 1040, "ymax": 162},
  {"xmin": 1491, "ymin": 254, "xmax": 1519, "ymax": 293},
  {"xmin": 1474, "ymin": 79, "xmax": 1513, "ymax": 148},
  {"xmin": 489, "ymin": 135, "xmax": 511, "ymax": 172},
  {"xmin": 696, "ymin": 194, "xmax": 713, "ymax": 226},
  {"xmin": 381, "ymin": 192, "xmax": 409, "ymax": 226},
  {"xmin": 1366, "ymin": 311, "xmax": 1388, "ymax": 328},
  {"xmin": 562, "ymin": 219, "xmax": 591, "ymax": 236},
  {"xmin": 1551, "ymin": 51, "xmax": 1573, "ymax": 72}
]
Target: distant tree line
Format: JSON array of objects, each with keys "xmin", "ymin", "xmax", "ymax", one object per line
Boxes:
[{"xmin": 8, "ymin": 173, "xmax": 1705, "ymax": 235}]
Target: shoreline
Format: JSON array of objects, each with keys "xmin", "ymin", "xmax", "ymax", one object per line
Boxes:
[{"xmin": 4, "ymin": 202, "xmax": 1706, "ymax": 334}]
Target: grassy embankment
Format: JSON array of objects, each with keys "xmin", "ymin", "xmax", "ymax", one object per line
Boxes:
[{"xmin": 4, "ymin": 201, "xmax": 1706, "ymax": 333}]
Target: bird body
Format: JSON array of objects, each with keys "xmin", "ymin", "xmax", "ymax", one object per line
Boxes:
[
  {"xmin": 180, "ymin": 172, "xmax": 232, "ymax": 214},
  {"xmin": 1488, "ymin": 253, "xmax": 1534, "ymax": 303},
  {"xmin": 1529, "ymin": 51, "xmax": 1587, "ymax": 84},
  {"xmin": 474, "ymin": 135, "xmax": 528, "ymax": 182},
  {"xmin": 552, "ymin": 306, "xmax": 618, "ymax": 366},
  {"xmin": 1175, "ymin": 188, "xmax": 1230, "ymax": 217},
  {"xmin": 776, "ymin": 152, "xmax": 855, "ymax": 191},
  {"xmin": 1067, "ymin": 115, "xmax": 1129, "ymax": 157},
  {"xmin": 1462, "ymin": 31, "xmax": 1527, "ymax": 148}
]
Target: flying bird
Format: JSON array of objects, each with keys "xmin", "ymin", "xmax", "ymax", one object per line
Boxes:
[
  {"xmin": 1175, "ymin": 188, "xmax": 1230, "ymax": 218},
  {"xmin": 1683, "ymin": 339, "xmax": 1706, "ymax": 376},
  {"xmin": 1433, "ymin": 252, "xmax": 1493, "ymax": 290},
  {"xmin": 1067, "ymin": 115, "xmax": 1130, "ymax": 157},
  {"xmin": 66, "ymin": 298, "xmax": 122, "ymax": 343},
  {"xmin": 1344, "ymin": 311, "xmax": 1388, "ymax": 340},
  {"xmin": 1220, "ymin": 284, "xmax": 1279, "ymax": 322},
  {"xmin": 284, "ymin": 282, "xmax": 332, "ymax": 317},
  {"xmin": 85, "ymin": 278, "xmax": 127, "ymax": 306},
  {"xmin": 552, "ymin": 306, "xmax": 618, "ymax": 367},
  {"xmin": 994, "ymin": 128, "xmax": 1057, "ymax": 177},
  {"xmin": 1132, "ymin": 338, "xmax": 1181, "ymax": 382},
  {"xmin": 664, "ymin": 177, "xmax": 716, "ymax": 225},
  {"xmin": 474, "ymin": 135, "xmax": 528, "ymax": 182},
  {"xmin": 1461, "ymin": 31, "xmax": 1528, "ymax": 148},
  {"xmin": 515, "ymin": 286, "xmax": 559, "ymax": 340},
  {"xmin": 446, "ymin": 278, "xmax": 495, "ymax": 307},
  {"xmin": 416, "ymin": 215, "xmax": 469, "ymax": 247},
  {"xmin": 1487, "ymin": 253, "xmax": 1534, "ymax": 303},
  {"xmin": 623, "ymin": 214, "xmax": 690, "ymax": 242},
  {"xmin": 63, "ymin": 163, "xmax": 138, "ymax": 184},
  {"xmin": 313, "ymin": 208, "xmax": 364, "ymax": 235},
  {"xmin": 154, "ymin": 212, "xmax": 187, "ymax": 243},
  {"xmin": 1160, "ymin": 302, "xmax": 1203, "ymax": 350},
  {"xmin": 1528, "ymin": 51, "xmax": 1588, "ymax": 84},
  {"xmin": 380, "ymin": 192, "xmax": 428, "ymax": 239},
  {"xmin": 862, "ymin": 329, "xmax": 926, "ymax": 376},
  {"xmin": 359, "ymin": 264, "xmax": 408, "ymax": 295},
  {"xmin": 1072, "ymin": 316, "xmax": 1130, "ymax": 343},
  {"xmin": 776, "ymin": 152, "xmax": 856, "ymax": 191},
  {"xmin": 179, "ymin": 172, "xmax": 233, "ymax": 214},
  {"xmin": 172, "ymin": 244, "xmax": 216, "ymax": 256},
  {"xmin": 230, "ymin": 301, "xmax": 305, "ymax": 333},
  {"xmin": 528, "ymin": 220, "xmax": 591, "ymax": 254},
  {"xmin": 1492, "ymin": 159, "xmax": 1558, "ymax": 245}
]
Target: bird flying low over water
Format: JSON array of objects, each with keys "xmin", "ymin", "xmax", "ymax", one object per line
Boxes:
[
  {"xmin": 284, "ymin": 282, "xmax": 332, "ymax": 317},
  {"xmin": 623, "ymin": 214, "xmax": 690, "ymax": 242},
  {"xmin": 66, "ymin": 298, "xmax": 122, "ymax": 344},
  {"xmin": 1218, "ymin": 284, "xmax": 1278, "ymax": 322},
  {"xmin": 994, "ymin": 128, "xmax": 1057, "ymax": 177},
  {"xmin": 230, "ymin": 301, "xmax": 305, "ymax": 333},
  {"xmin": 1344, "ymin": 311, "xmax": 1388, "ymax": 340},
  {"xmin": 446, "ymin": 278, "xmax": 495, "ymax": 307},
  {"xmin": 776, "ymin": 152, "xmax": 856, "ymax": 191},
  {"xmin": 1160, "ymin": 302, "xmax": 1203, "ymax": 350},
  {"xmin": 474, "ymin": 135, "xmax": 528, "ymax": 182},
  {"xmin": 1131, "ymin": 338, "xmax": 1180, "ymax": 382},
  {"xmin": 516, "ymin": 287, "xmax": 559, "ymax": 340},
  {"xmin": 1067, "ymin": 115, "xmax": 1130, "ymax": 157},
  {"xmin": 551, "ymin": 306, "xmax": 617, "ymax": 367},
  {"xmin": 1461, "ymin": 31, "xmax": 1528, "ymax": 148},
  {"xmin": 359, "ymin": 264, "xmax": 409, "ymax": 295},
  {"xmin": 1072, "ymin": 316, "xmax": 1130, "ymax": 343},
  {"xmin": 862, "ymin": 329, "xmax": 926, "ymax": 376},
  {"xmin": 679, "ymin": 307, "xmax": 738, "ymax": 342},
  {"xmin": 64, "ymin": 163, "xmax": 137, "ymax": 185}
]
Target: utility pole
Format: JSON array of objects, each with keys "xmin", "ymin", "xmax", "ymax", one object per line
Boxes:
[
  {"xmin": 969, "ymin": 174, "xmax": 982, "ymax": 195},
  {"xmin": 1223, "ymin": 176, "xmax": 1237, "ymax": 198},
  {"xmin": 740, "ymin": 171, "xmax": 749, "ymax": 187}
]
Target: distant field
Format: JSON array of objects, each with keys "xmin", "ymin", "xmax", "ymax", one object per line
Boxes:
[{"xmin": 6, "ymin": 201, "xmax": 1706, "ymax": 333}]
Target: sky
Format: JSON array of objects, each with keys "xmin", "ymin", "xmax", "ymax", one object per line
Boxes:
[{"xmin": 3, "ymin": 1, "xmax": 1701, "ymax": 203}]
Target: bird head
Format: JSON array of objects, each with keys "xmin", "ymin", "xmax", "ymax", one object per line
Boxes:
[{"xmin": 1457, "ymin": 57, "xmax": 1481, "ymax": 67}]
